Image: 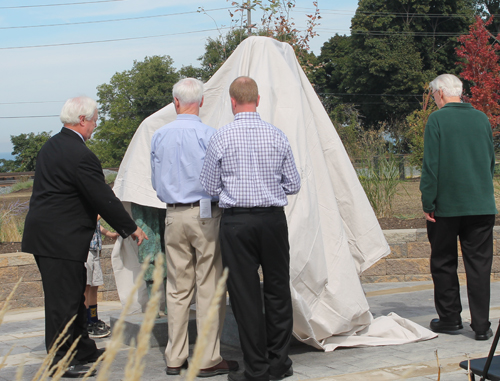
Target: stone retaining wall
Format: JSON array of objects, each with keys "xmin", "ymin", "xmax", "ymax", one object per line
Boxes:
[
  {"xmin": 3, "ymin": 227, "xmax": 500, "ymax": 308},
  {"xmin": 360, "ymin": 226, "xmax": 500, "ymax": 283}
]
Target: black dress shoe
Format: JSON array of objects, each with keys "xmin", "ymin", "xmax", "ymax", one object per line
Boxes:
[
  {"xmin": 475, "ymin": 328, "xmax": 493, "ymax": 341},
  {"xmin": 429, "ymin": 318, "xmax": 463, "ymax": 333},
  {"xmin": 61, "ymin": 364, "xmax": 96, "ymax": 378},
  {"xmin": 81, "ymin": 348, "xmax": 105, "ymax": 364},
  {"xmin": 270, "ymin": 366, "xmax": 293, "ymax": 380},
  {"xmin": 228, "ymin": 371, "xmax": 250, "ymax": 381}
]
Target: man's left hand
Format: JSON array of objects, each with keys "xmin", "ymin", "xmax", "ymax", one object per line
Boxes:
[{"xmin": 131, "ymin": 227, "xmax": 149, "ymax": 245}]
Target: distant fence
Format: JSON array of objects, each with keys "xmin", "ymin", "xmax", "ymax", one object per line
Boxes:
[
  {"xmin": 352, "ymin": 155, "xmax": 421, "ymax": 180},
  {"xmin": 0, "ymin": 168, "xmax": 119, "ymax": 187}
]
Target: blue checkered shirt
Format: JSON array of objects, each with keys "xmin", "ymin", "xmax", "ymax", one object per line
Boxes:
[{"xmin": 200, "ymin": 112, "xmax": 301, "ymax": 208}]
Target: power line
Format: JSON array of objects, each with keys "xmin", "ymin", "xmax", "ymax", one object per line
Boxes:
[
  {"xmin": 0, "ymin": 115, "xmax": 59, "ymax": 119},
  {"xmin": 314, "ymin": 26, "xmax": 468, "ymax": 37},
  {"xmin": 295, "ymin": 7, "xmax": 480, "ymax": 18},
  {"xmin": 0, "ymin": 0, "xmax": 124, "ymax": 9},
  {"xmin": 0, "ymin": 27, "xmax": 230, "ymax": 50},
  {"xmin": 0, "ymin": 7, "xmax": 234, "ymax": 30},
  {"xmin": 0, "ymin": 101, "xmax": 64, "ymax": 105}
]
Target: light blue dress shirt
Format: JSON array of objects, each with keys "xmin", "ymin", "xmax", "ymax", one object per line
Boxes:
[{"xmin": 151, "ymin": 114, "xmax": 217, "ymax": 204}]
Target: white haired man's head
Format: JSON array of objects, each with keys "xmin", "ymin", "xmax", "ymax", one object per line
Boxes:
[
  {"xmin": 59, "ymin": 96, "xmax": 98, "ymax": 126},
  {"xmin": 172, "ymin": 78, "xmax": 204, "ymax": 107},
  {"xmin": 429, "ymin": 74, "xmax": 463, "ymax": 97}
]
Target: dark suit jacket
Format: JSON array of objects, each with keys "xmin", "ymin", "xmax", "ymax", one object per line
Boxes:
[{"xmin": 22, "ymin": 127, "xmax": 137, "ymax": 262}]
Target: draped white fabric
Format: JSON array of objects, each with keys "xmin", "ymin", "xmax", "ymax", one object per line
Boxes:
[{"xmin": 111, "ymin": 36, "xmax": 436, "ymax": 350}]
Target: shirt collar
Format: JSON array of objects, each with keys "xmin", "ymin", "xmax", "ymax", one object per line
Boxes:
[
  {"xmin": 63, "ymin": 126, "xmax": 85, "ymax": 142},
  {"xmin": 176, "ymin": 114, "xmax": 202, "ymax": 122},
  {"xmin": 234, "ymin": 112, "xmax": 261, "ymax": 121}
]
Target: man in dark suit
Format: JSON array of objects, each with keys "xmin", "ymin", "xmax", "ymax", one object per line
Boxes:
[{"xmin": 22, "ymin": 96, "xmax": 148, "ymax": 378}]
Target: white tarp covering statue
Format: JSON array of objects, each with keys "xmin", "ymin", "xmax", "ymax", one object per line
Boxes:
[{"xmin": 111, "ymin": 36, "xmax": 436, "ymax": 351}]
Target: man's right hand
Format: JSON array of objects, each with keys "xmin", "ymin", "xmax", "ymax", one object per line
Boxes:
[{"xmin": 131, "ymin": 227, "xmax": 149, "ymax": 245}]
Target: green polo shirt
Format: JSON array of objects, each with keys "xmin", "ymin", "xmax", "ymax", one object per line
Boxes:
[{"xmin": 420, "ymin": 102, "xmax": 497, "ymax": 217}]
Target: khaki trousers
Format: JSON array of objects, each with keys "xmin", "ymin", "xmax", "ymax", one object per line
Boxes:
[{"xmin": 164, "ymin": 204, "xmax": 225, "ymax": 368}]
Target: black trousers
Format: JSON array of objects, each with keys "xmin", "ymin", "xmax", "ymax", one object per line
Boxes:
[
  {"xmin": 35, "ymin": 255, "xmax": 98, "ymax": 366},
  {"xmin": 220, "ymin": 208, "xmax": 293, "ymax": 381},
  {"xmin": 427, "ymin": 214, "xmax": 495, "ymax": 332}
]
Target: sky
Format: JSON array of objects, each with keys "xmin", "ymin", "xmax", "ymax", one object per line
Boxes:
[{"xmin": 0, "ymin": 0, "xmax": 359, "ymax": 155}]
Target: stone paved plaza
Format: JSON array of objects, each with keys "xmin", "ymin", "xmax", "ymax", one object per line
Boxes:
[{"xmin": 1, "ymin": 280, "xmax": 499, "ymax": 380}]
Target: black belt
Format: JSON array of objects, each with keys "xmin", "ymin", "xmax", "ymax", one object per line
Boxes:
[
  {"xmin": 167, "ymin": 201, "xmax": 217, "ymax": 208},
  {"xmin": 222, "ymin": 207, "xmax": 284, "ymax": 215}
]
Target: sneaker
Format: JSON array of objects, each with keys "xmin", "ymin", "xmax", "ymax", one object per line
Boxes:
[
  {"xmin": 95, "ymin": 319, "xmax": 110, "ymax": 331},
  {"xmin": 88, "ymin": 322, "xmax": 111, "ymax": 339}
]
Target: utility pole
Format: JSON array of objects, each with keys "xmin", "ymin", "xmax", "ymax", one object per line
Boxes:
[{"xmin": 243, "ymin": 0, "xmax": 256, "ymax": 36}]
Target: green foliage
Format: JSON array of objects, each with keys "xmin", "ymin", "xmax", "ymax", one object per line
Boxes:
[
  {"xmin": 10, "ymin": 179, "xmax": 33, "ymax": 193},
  {"xmin": 105, "ymin": 172, "xmax": 117, "ymax": 184},
  {"xmin": 0, "ymin": 200, "xmax": 29, "ymax": 243},
  {"xmin": 358, "ymin": 151, "xmax": 402, "ymax": 218},
  {"xmin": 329, "ymin": 104, "xmax": 364, "ymax": 159},
  {"xmin": 315, "ymin": 0, "xmax": 474, "ymax": 128},
  {"xmin": 9, "ymin": 131, "xmax": 52, "ymax": 172},
  {"xmin": 405, "ymin": 93, "xmax": 437, "ymax": 169},
  {"xmin": 90, "ymin": 56, "xmax": 179, "ymax": 167},
  {"xmin": 197, "ymin": 29, "xmax": 248, "ymax": 81},
  {"xmin": 0, "ymin": 159, "xmax": 18, "ymax": 173}
]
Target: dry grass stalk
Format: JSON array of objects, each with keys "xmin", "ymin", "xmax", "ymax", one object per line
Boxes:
[
  {"xmin": 32, "ymin": 315, "xmax": 76, "ymax": 381},
  {"xmin": 465, "ymin": 353, "xmax": 472, "ymax": 381},
  {"xmin": 184, "ymin": 267, "xmax": 229, "ymax": 381},
  {"xmin": 0, "ymin": 346, "xmax": 14, "ymax": 371},
  {"xmin": 81, "ymin": 346, "xmax": 105, "ymax": 381},
  {"xmin": 95, "ymin": 256, "xmax": 151, "ymax": 381},
  {"xmin": 15, "ymin": 356, "xmax": 24, "ymax": 381},
  {"xmin": 123, "ymin": 253, "xmax": 164, "ymax": 381},
  {"xmin": 400, "ymin": 365, "xmax": 416, "ymax": 378},
  {"xmin": 435, "ymin": 349, "xmax": 441, "ymax": 381},
  {"xmin": 48, "ymin": 336, "xmax": 81, "ymax": 381},
  {"xmin": 0, "ymin": 278, "xmax": 22, "ymax": 325}
]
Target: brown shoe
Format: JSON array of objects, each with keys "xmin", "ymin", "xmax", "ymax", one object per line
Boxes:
[
  {"xmin": 166, "ymin": 360, "xmax": 188, "ymax": 375},
  {"xmin": 198, "ymin": 359, "xmax": 239, "ymax": 377}
]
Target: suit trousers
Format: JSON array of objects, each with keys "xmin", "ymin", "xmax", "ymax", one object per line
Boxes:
[
  {"xmin": 164, "ymin": 204, "xmax": 225, "ymax": 368},
  {"xmin": 427, "ymin": 214, "xmax": 495, "ymax": 332},
  {"xmin": 220, "ymin": 208, "xmax": 293, "ymax": 381},
  {"xmin": 35, "ymin": 255, "xmax": 98, "ymax": 366}
]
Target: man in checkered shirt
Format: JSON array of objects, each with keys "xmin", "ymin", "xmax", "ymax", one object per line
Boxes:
[{"xmin": 200, "ymin": 76, "xmax": 301, "ymax": 381}]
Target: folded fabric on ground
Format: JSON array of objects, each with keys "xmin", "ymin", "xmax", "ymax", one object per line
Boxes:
[{"xmin": 111, "ymin": 36, "xmax": 436, "ymax": 350}]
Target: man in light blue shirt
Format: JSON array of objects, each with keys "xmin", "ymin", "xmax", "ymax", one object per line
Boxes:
[{"xmin": 151, "ymin": 78, "xmax": 238, "ymax": 377}]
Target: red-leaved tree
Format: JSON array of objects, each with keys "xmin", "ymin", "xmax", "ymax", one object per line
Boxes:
[{"xmin": 456, "ymin": 16, "xmax": 500, "ymax": 129}]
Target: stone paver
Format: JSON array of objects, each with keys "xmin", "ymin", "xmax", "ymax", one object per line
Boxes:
[{"xmin": 1, "ymin": 282, "xmax": 499, "ymax": 380}]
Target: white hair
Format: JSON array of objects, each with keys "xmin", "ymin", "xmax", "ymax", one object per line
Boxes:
[
  {"xmin": 429, "ymin": 74, "xmax": 463, "ymax": 97},
  {"xmin": 60, "ymin": 96, "xmax": 98, "ymax": 125},
  {"xmin": 172, "ymin": 78, "xmax": 204, "ymax": 106}
]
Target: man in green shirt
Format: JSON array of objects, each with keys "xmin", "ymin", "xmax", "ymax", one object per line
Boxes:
[{"xmin": 420, "ymin": 74, "xmax": 497, "ymax": 341}]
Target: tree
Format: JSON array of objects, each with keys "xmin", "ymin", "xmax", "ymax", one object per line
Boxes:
[
  {"xmin": 456, "ymin": 16, "xmax": 500, "ymax": 129},
  {"xmin": 405, "ymin": 90, "xmax": 437, "ymax": 169},
  {"xmin": 90, "ymin": 56, "xmax": 179, "ymax": 167},
  {"xmin": 316, "ymin": 0, "xmax": 474, "ymax": 128},
  {"xmin": 196, "ymin": 28, "xmax": 248, "ymax": 81},
  {"xmin": 5, "ymin": 131, "xmax": 52, "ymax": 172}
]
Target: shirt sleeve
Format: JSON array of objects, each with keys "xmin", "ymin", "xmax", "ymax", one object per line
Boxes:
[
  {"xmin": 420, "ymin": 116, "xmax": 439, "ymax": 213},
  {"xmin": 200, "ymin": 135, "xmax": 223, "ymax": 196},
  {"xmin": 281, "ymin": 141, "xmax": 301, "ymax": 195},
  {"xmin": 150, "ymin": 134, "xmax": 158, "ymax": 192}
]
